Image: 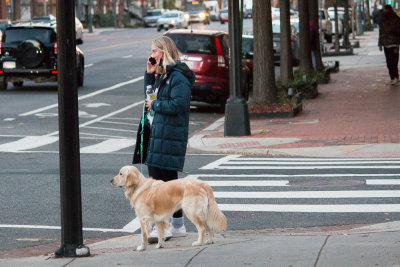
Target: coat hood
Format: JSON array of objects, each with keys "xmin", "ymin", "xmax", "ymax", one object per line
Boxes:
[{"xmin": 166, "ymin": 60, "xmax": 195, "ymax": 85}]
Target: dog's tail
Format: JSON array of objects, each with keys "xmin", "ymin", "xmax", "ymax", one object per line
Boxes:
[{"xmin": 203, "ymin": 183, "xmax": 227, "ymax": 231}]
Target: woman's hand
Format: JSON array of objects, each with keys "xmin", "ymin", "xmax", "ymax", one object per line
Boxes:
[
  {"xmin": 145, "ymin": 98, "xmax": 153, "ymax": 109},
  {"xmin": 147, "ymin": 57, "xmax": 157, "ymax": 73}
]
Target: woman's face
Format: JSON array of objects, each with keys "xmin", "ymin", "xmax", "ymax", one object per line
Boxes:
[{"xmin": 151, "ymin": 44, "xmax": 164, "ymax": 64}]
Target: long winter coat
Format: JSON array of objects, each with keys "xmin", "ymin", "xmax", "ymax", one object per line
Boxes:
[
  {"xmin": 143, "ymin": 61, "xmax": 195, "ymax": 172},
  {"xmin": 378, "ymin": 13, "xmax": 400, "ymax": 46}
]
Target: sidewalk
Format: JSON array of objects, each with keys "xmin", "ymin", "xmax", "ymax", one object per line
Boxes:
[
  {"xmin": 188, "ymin": 30, "xmax": 400, "ymax": 158},
  {"xmin": 1, "ymin": 29, "xmax": 400, "ymax": 266}
]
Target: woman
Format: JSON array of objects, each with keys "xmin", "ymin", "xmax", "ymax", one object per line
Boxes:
[
  {"xmin": 378, "ymin": 5, "xmax": 400, "ymax": 85},
  {"xmin": 137, "ymin": 36, "xmax": 195, "ymax": 243}
]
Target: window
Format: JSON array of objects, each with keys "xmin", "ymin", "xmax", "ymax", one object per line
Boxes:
[
  {"xmin": 4, "ymin": 28, "xmax": 55, "ymax": 43},
  {"xmin": 167, "ymin": 34, "xmax": 217, "ymax": 55}
]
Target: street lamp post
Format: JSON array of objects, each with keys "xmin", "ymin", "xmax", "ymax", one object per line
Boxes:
[{"xmin": 224, "ymin": 0, "xmax": 251, "ymax": 137}]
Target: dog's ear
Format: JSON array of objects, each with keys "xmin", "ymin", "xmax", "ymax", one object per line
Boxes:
[{"xmin": 125, "ymin": 167, "xmax": 139, "ymax": 189}]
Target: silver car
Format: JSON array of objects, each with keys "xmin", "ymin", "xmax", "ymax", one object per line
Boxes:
[
  {"xmin": 272, "ymin": 19, "xmax": 300, "ymax": 66},
  {"xmin": 157, "ymin": 11, "xmax": 189, "ymax": 32},
  {"xmin": 144, "ymin": 9, "xmax": 165, "ymax": 27}
]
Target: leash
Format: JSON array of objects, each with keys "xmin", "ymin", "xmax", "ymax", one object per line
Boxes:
[{"xmin": 139, "ymin": 101, "xmax": 146, "ymax": 174}]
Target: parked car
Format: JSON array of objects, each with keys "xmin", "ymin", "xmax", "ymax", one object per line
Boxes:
[
  {"xmin": 143, "ymin": 8, "xmax": 165, "ymax": 27},
  {"xmin": 205, "ymin": 0, "xmax": 220, "ymax": 21},
  {"xmin": 319, "ymin": 8, "xmax": 333, "ymax": 43},
  {"xmin": 0, "ymin": 19, "xmax": 11, "ymax": 33},
  {"xmin": 157, "ymin": 11, "xmax": 189, "ymax": 31},
  {"xmin": 184, "ymin": 1, "xmax": 210, "ymax": 24},
  {"xmin": 165, "ymin": 29, "xmax": 251, "ymax": 109},
  {"xmin": 0, "ymin": 22, "xmax": 85, "ymax": 90},
  {"xmin": 75, "ymin": 17, "xmax": 84, "ymax": 44},
  {"xmin": 244, "ymin": 8, "xmax": 252, "ymax": 18},
  {"xmin": 219, "ymin": 8, "xmax": 228, "ymax": 24},
  {"xmin": 242, "ymin": 35, "xmax": 254, "ymax": 89},
  {"xmin": 271, "ymin": 19, "xmax": 300, "ymax": 66},
  {"xmin": 327, "ymin": 7, "xmax": 344, "ymax": 36}
]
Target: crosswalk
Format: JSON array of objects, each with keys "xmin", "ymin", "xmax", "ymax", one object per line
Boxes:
[{"xmin": 189, "ymin": 155, "xmax": 400, "ymax": 213}]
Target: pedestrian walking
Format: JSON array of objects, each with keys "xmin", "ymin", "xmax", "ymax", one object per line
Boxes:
[
  {"xmin": 378, "ymin": 5, "xmax": 400, "ymax": 85},
  {"xmin": 132, "ymin": 36, "xmax": 195, "ymax": 243}
]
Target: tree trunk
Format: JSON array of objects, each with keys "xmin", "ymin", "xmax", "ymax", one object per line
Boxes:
[
  {"xmin": 298, "ymin": 0, "xmax": 313, "ymax": 73},
  {"xmin": 279, "ymin": 0, "xmax": 293, "ymax": 86},
  {"xmin": 334, "ymin": 4, "xmax": 340, "ymax": 52},
  {"xmin": 343, "ymin": 0, "xmax": 350, "ymax": 49},
  {"xmin": 250, "ymin": 0, "xmax": 277, "ymax": 106},
  {"xmin": 309, "ymin": 0, "xmax": 324, "ymax": 71}
]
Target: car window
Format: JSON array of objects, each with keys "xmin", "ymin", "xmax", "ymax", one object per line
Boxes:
[
  {"xmin": 4, "ymin": 28, "xmax": 55, "ymax": 43},
  {"xmin": 147, "ymin": 10, "xmax": 162, "ymax": 16},
  {"xmin": 167, "ymin": 33, "xmax": 217, "ymax": 55},
  {"xmin": 162, "ymin": 12, "xmax": 179, "ymax": 18},
  {"xmin": 221, "ymin": 35, "xmax": 229, "ymax": 58},
  {"xmin": 319, "ymin": 10, "xmax": 326, "ymax": 20},
  {"xmin": 242, "ymin": 37, "xmax": 253, "ymax": 54}
]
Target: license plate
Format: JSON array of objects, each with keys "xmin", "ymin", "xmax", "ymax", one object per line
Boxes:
[
  {"xmin": 3, "ymin": 61, "xmax": 16, "ymax": 69},
  {"xmin": 183, "ymin": 60, "xmax": 194, "ymax": 69}
]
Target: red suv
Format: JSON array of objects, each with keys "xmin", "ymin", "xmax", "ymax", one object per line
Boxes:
[{"xmin": 165, "ymin": 29, "xmax": 251, "ymax": 109}]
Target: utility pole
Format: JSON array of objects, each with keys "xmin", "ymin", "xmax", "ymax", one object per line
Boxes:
[
  {"xmin": 224, "ymin": 0, "xmax": 251, "ymax": 137},
  {"xmin": 55, "ymin": 0, "xmax": 90, "ymax": 258}
]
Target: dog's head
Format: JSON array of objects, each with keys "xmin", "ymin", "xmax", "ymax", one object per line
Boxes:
[{"xmin": 110, "ymin": 166, "xmax": 142, "ymax": 189}]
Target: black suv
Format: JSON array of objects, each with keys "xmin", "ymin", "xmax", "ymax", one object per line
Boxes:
[{"xmin": 0, "ymin": 22, "xmax": 84, "ymax": 90}]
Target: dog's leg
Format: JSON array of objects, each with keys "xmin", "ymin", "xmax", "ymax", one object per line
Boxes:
[
  {"xmin": 137, "ymin": 219, "xmax": 148, "ymax": 252},
  {"xmin": 188, "ymin": 216, "xmax": 205, "ymax": 246},
  {"xmin": 206, "ymin": 228, "xmax": 215, "ymax": 245},
  {"xmin": 155, "ymin": 221, "xmax": 168, "ymax": 249}
]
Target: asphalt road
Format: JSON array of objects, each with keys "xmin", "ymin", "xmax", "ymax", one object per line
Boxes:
[{"xmin": 1, "ymin": 20, "xmax": 399, "ymax": 253}]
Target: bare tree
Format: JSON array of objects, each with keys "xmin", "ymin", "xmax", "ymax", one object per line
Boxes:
[
  {"xmin": 298, "ymin": 0, "xmax": 313, "ymax": 73},
  {"xmin": 309, "ymin": 0, "xmax": 324, "ymax": 71},
  {"xmin": 279, "ymin": 0, "xmax": 293, "ymax": 86},
  {"xmin": 249, "ymin": 0, "xmax": 277, "ymax": 106}
]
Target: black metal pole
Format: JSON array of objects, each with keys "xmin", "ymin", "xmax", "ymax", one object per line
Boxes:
[
  {"xmin": 55, "ymin": 0, "xmax": 89, "ymax": 258},
  {"xmin": 224, "ymin": 0, "xmax": 250, "ymax": 136}
]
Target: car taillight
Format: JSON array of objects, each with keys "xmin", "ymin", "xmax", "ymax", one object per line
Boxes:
[
  {"xmin": 215, "ymin": 38, "xmax": 225, "ymax": 67},
  {"xmin": 54, "ymin": 42, "xmax": 57, "ymax": 55}
]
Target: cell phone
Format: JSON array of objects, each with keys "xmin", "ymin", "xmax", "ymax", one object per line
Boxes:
[{"xmin": 149, "ymin": 57, "xmax": 157, "ymax": 65}]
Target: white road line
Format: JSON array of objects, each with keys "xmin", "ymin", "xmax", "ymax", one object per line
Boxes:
[
  {"xmin": 229, "ymin": 157, "xmax": 400, "ymax": 161},
  {"xmin": 0, "ymin": 136, "xmax": 59, "ymax": 152},
  {"xmin": 188, "ymin": 174, "xmax": 400, "ymax": 178},
  {"xmin": 0, "ymin": 224, "xmax": 135, "ymax": 233},
  {"xmin": 19, "ymin": 76, "xmax": 144, "ymax": 116},
  {"xmin": 214, "ymin": 190, "xmax": 400, "ymax": 199},
  {"xmin": 122, "ymin": 55, "xmax": 133, "ymax": 58},
  {"xmin": 3, "ymin": 118, "xmax": 15, "ymax": 121},
  {"xmin": 224, "ymin": 161, "xmax": 400, "ymax": 165},
  {"xmin": 85, "ymin": 63, "xmax": 94, "ymax": 68},
  {"xmin": 100, "ymin": 120, "xmax": 138, "ymax": 126},
  {"xmin": 366, "ymin": 179, "xmax": 400, "ymax": 185},
  {"xmin": 122, "ymin": 217, "xmax": 141, "ymax": 232},
  {"xmin": 83, "ymin": 126, "xmax": 136, "ymax": 133},
  {"xmin": 44, "ymin": 100, "xmax": 144, "ymax": 137},
  {"xmin": 204, "ymin": 180, "xmax": 289, "ymax": 187},
  {"xmin": 211, "ymin": 166, "xmax": 400, "ymax": 170},
  {"xmin": 80, "ymin": 132, "xmax": 133, "ymax": 139},
  {"xmin": 80, "ymin": 138, "xmax": 135, "ymax": 153},
  {"xmin": 218, "ymin": 204, "xmax": 400, "ymax": 213},
  {"xmin": 203, "ymin": 117, "xmax": 224, "ymax": 131},
  {"xmin": 200, "ymin": 155, "xmax": 240, "ymax": 169}
]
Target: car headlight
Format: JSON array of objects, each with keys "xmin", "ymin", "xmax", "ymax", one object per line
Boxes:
[
  {"xmin": 184, "ymin": 14, "xmax": 190, "ymax": 20},
  {"xmin": 171, "ymin": 20, "xmax": 176, "ymax": 25},
  {"xmin": 199, "ymin": 12, "xmax": 205, "ymax": 19}
]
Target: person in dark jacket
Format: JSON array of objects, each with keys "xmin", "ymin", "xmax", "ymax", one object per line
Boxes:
[
  {"xmin": 141, "ymin": 36, "xmax": 195, "ymax": 243},
  {"xmin": 378, "ymin": 5, "xmax": 400, "ymax": 85}
]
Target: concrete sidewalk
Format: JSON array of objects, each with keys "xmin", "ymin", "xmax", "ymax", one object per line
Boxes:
[{"xmin": 1, "ymin": 221, "xmax": 400, "ymax": 266}]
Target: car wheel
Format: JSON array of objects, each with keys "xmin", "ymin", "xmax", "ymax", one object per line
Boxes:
[
  {"xmin": 220, "ymin": 21, "xmax": 225, "ymax": 24},
  {"xmin": 325, "ymin": 34, "xmax": 332, "ymax": 43},
  {"xmin": 13, "ymin": 81, "xmax": 23, "ymax": 88},
  {"xmin": 0, "ymin": 78, "xmax": 7, "ymax": 91},
  {"xmin": 157, "ymin": 27, "xmax": 161, "ymax": 32}
]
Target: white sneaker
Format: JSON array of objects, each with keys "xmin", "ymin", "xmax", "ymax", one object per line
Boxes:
[
  {"xmin": 390, "ymin": 79, "xmax": 397, "ymax": 85},
  {"xmin": 148, "ymin": 225, "xmax": 172, "ymax": 244},
  {"xmin": 169, "ymin": 224, "xmax": 187, "ymax": 238}
]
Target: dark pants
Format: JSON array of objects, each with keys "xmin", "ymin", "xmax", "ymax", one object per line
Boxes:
[
  {"xmin": 384, "ymin": 47, "xmax": 399, "ymax": 80},
  {"xmin": 147, "ymin": 165, "xmax": 182, "ymax": 218}
]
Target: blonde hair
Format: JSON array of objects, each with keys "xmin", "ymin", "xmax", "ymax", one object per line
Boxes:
[{"xmin": 152, "ymin": 36, "xmax": 180, "ymax": 74}]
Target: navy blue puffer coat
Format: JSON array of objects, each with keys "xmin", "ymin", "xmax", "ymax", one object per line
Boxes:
[{"xmin": 144, "ymin": 61, "xmax": 195, "ymax": 172}]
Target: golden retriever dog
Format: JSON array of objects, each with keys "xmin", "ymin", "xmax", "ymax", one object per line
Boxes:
[{"xmin": 111, "ymin": 166, "xmax": 227, "ymax": 251}]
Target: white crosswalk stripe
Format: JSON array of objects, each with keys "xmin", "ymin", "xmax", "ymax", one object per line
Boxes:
[{"xmin": 195, "ymin": 155, "xmax": 400, "ymax": 214}]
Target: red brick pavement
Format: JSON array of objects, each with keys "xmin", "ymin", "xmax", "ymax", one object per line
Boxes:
[{"xmin": 240, "ymin": 66, "xmax": 400, "ymax": 149}]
